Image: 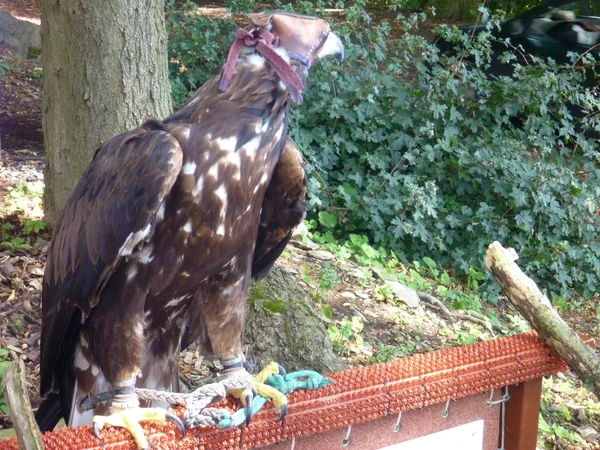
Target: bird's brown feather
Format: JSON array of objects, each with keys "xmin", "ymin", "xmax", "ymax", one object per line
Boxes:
[
  {"xmin": 252, "ymin": 137, "xmax": 307, "ymax": 280},
  {"xmin": 40, "ymin": 126, "xmax": 182, "ymax": 396}
]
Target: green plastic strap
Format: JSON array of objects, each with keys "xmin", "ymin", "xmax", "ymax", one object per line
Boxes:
[{"xmin": 217, "ymin": 370, "xmax": 333, "ymax": 428}]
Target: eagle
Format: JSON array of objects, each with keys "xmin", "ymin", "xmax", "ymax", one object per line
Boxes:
[{"xmin": 35, "ymin": 11, "xmax": 343, "ymax": 449}]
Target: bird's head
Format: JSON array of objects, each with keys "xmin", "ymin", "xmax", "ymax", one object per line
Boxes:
[
  {"xmin": 219, "ymin": 11, "xmax": 343, "ymax": 103},
  {"xmin": 247, "ymin": 11, "xmax": 344, "ymax": 68}
]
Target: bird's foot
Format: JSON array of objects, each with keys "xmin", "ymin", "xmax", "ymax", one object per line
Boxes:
[
  {"xmin": 93, "ymin": 407, "xmax": 185, "ymax": 450},
  {"xmin": 225, "ymin": 361, "xmax": 288, "ymax": 425}
]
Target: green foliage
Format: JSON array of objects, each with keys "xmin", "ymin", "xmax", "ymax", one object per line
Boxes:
[
  {"xmin": 306, "ymin": 226, "xmax": 401, "ymax": 268},
  {"xmin": 318, "ymin": 263, "xmax": 341, "ymax": 292},
  {"xmin": 1, "ymin": 223, "xmax": 29, "ymax": 251},
  {"xmin": 26, "ymin": 67, "xmax": 43, "ymax": 80},
  {"xmin": 21, "ymin": 219, "xmax": 46, "ymax": 235},
  {"xmin": 288, "ymin": 8, "xmax": 600, "ymax": 300},
  {"xmin": 225, "ymin": 0, "xmax": 256, "ymax": 13},
  {"xmin": 318, "ymin": 211, "xmax": 337, "ymax": 228},
  {"xmin": 1, "ymin": 218, "xmax": 45, "ymax": 252},
  {"xmin": 368, "ymin": 342, "xmax": 416, "ymax": 363},
  {"xmin": 165, "ymin": 2, "xmax": 600, "ymax": 300},
  {"xmin": 328, "ymin": 315, "xmax": 364, "ymax": 354},
  {"xmin": 441, "ymin": 324, "xmax": 481, "ymax": 345},
  {"xmin": 0, "ymin": 54, "xmax": 22, "ymax": 79},
  {"xmin": 539, "ymin": 410, "xmax": 585, "ymax": 445},
  {"xmin": 373, "ymin": 284, "xmax": 395, "ymax": 302},
  {"xmin": 8, "ymin": 181, "xmax": 44, "ymax": 199},
  {"xmin": 466, "ymin": 266, "xmax": 485, "ymax": 291},
  {"xmin": 166, "ymin": 2, "xmax": 237, "ymax": 107},
  {"xmin": 300, "ymin": 261, "xmax": 341, "ymax": 302}
]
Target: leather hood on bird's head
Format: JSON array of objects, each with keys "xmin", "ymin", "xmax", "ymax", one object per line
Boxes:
[{"xmin": 247, "ymin": 11, "xmax": 344, "ymax": 68}]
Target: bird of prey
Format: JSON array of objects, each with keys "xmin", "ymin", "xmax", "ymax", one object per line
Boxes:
[{"xmin": 35, "ymin": 11, "xmax": 343, "ymax": 449}]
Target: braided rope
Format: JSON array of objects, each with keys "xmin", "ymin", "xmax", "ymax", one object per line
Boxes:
[{"xmin": 136, "ymin": 378, "xmax": 252, "ymax": 428}]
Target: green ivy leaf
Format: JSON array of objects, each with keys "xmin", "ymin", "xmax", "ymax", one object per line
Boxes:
[{"xmin": 318, "ymin": 211, "xmax": 338, "ymax": 228}]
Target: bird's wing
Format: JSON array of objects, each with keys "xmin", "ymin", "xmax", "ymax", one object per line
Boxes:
[
  {"xmin": 40, "ymin": 120, "xmax": 183, "ymax": 396},
  {"xmin": 252, "ymin": 136, "xmax": 307, "ymax": 280}
]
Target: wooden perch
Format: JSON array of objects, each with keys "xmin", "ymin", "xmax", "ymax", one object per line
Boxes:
[
  {"xmin": 2, "ymin": 360, "xmax": 43, "ymax": 450},
  {"xmin": 485, "ymin": 241, "xmax": 600, "ymax": 399}
]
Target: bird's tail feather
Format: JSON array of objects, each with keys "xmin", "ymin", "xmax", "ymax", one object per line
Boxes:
[
  {"xmin": 35, "ymin": 393, "xmax": 64, "ymax": 432},
  {"xmin": 36, "ymin": 365, "xmax": 75, "ymax": 431}
]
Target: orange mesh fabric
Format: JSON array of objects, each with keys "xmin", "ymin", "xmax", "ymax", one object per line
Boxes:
[{"xmin": 0, "ymin": 331, "xmax": 568, "ymax": 450}]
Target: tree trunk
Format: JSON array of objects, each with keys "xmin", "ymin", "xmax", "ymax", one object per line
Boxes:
[
  {"xmin": 41, "ymin": 0, "xmax": 172, "ymax": 228},
  {"xmin": 245, "ymin": 268, "xmax": 346, "ymax": 374}
]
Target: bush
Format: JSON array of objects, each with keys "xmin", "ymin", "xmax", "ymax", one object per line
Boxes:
[
  {"xmin": 166, "ymin": 2, "xmax": 237, "ymax": 107},
  {"xmin": 166, "ymin": 3, "xmax": 600, "ymax": 299}
]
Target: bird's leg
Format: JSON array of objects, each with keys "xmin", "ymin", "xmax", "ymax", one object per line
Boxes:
[
  {"xmin": 220, "ymin": 357, "xmax": 288, "ymax": 424},
  {"xmin": 87, "ymin": 286, "xmax": 185, "ymax": 449},
  {"xmin": 201, "ymin": 277, "xmax": 288, "ymax": 424},
  {"xmin": 92, "ymin": 373, "xmax": 184, "ymax": 450}
]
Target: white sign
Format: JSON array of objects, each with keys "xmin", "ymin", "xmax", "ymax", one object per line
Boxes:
[{"xmin": 378, "ymin": 420, "xmax": 484, "ymax": 450}]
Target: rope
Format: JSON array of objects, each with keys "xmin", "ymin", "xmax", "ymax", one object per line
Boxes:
[
  {"xmin": 217, "ymin": 371, "xmax": 333, "ymax": 428},
  {"xmin": 139, "ymin": 371, "xmax": 332, "ymax": 428},
  {"xmin": 137, "ymin": 378, "xmax": 250, "ymax": 429},
  {"xmin": 82, "ymin": 370, "xmax": 333, "ymax": 429}
]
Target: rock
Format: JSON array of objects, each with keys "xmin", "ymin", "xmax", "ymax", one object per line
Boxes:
[
  {"xmin": 340, "ymin": 291, "xmax": 356, "ymax": 300},
  {"xmin": 290, "ymin": 239, "xmax": 318, "ymax": 251},
  {"xmin": 579, "ymin": 426, "xmax": 599, "ymax": 442},
  {"xmin": 352, "ymin": 309, "xmax": 368, "ymax": 323},
  {"xmin": 245, "ymin": 267, "xmax": 346, "ymax": 374},
  {"xmin": 26, "ymin": 348, "xmax": 39, "ymax": 362},
  {"xmin": 384, "ymin": 280, "xmax": 420, "ymax": 308},
  {"xmin": 308, "ymin": 250, "xmax": 335, "ymax": 261},
  {"xmin": 364, "ymin": 310, "xmax": 380, "ymax": 320},
  {"xmin": 355, "ymin": 290, "xmax": 370, "ymax": 299},
  {"xmin": 0, "ymin": 10, "xmax": 41, "ymax": 59},
  {"xmin": 29, "ymin": 266, "xmax": 44, "ymax": 277},
  {"xmin": 371, "ymin": 266, "xmax": 387, "ymax": 280},
  {"xmin": 347, "ymin": 268, "xmax": 366, "ymax": 279},
  {"xmin": 0, "ymin": 260, "xmax": 16, "ymax": 278}
]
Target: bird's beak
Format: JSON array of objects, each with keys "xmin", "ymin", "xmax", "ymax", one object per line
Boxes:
[{"xmin": 315, "ymin": 32, "xmax": 344, "ymax": 62}]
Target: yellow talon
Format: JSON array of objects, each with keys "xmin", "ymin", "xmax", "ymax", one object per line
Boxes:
[
  {"xmin": 255, "ymin": 383, "xmax": 287, "ymax": 410},
  {"xmin": 254, "ymin": 361, "xmax": 281, "ymax": 384},
  {"xmin": 93, "ymin": 408, "xmax": 185, "ymax": 450},
  {"xmin": 226, "ymin": 361, "xmax": 288, "ymax": 424}
]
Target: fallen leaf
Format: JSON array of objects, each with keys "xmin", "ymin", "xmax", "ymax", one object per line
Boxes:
[{"xmin": 28, "ymin": 266, "xmax": 44, "ymax": 277}]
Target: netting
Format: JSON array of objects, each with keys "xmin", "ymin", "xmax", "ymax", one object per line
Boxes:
[{"xmin": 0, "ymin": 331, "xmax": 568, "ymax": 450}]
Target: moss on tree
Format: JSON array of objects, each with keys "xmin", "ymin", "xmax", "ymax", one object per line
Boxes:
[{"xmin": 245, "ymin": 268, "xmax": 346, "ymax": 374}]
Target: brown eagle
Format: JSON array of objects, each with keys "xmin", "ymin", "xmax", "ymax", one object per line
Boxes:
[{"xmin": 35, "ymin": 11, "xmax": 343, "ymax": 448}]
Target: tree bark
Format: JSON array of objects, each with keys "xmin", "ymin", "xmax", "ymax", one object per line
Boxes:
[
  {"xmin": 485, "ymin": 241, "xmax": 600, "ymax": 400},
  {"xmin": 41, "ymin": 0, "xmax": 172, "ymax": 228},
  {"xmin": 3, "ymin": 361, "xmax": 44, "ymax": 450},
  {"xmin": 245, "ymin": 267, "xmax": 346, "ymax": 374}
]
